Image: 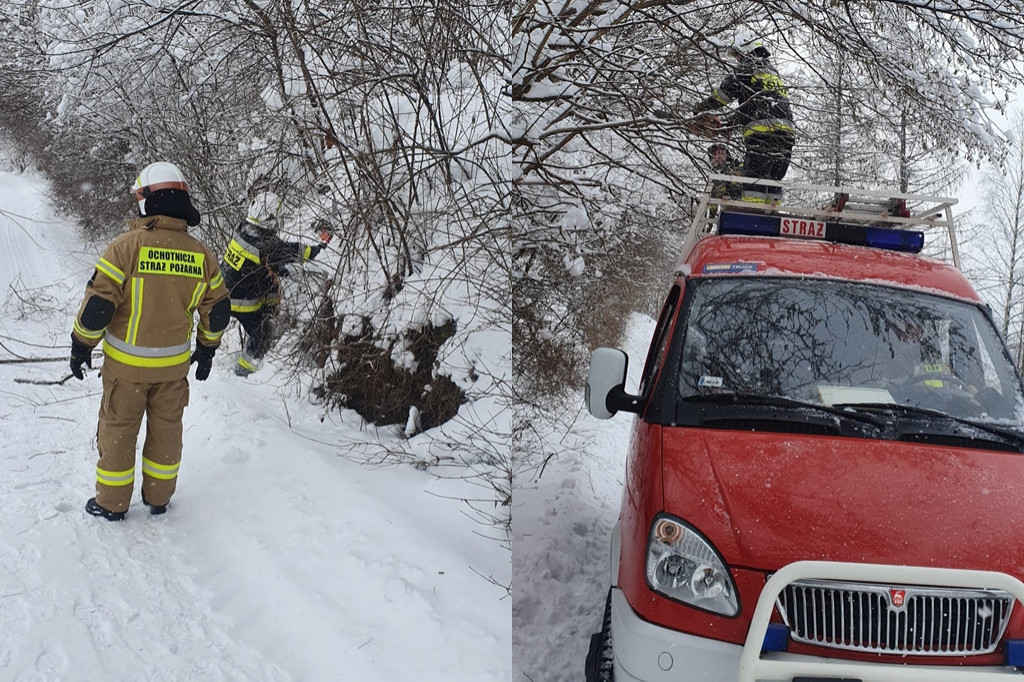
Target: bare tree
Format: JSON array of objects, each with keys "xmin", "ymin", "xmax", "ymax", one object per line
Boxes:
[{"xmin": 968, "ymin": 112, "xmax": 1024, "ymax": 369}]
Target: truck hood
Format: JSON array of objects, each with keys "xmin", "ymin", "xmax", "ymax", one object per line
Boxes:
[{"xmin": 661, "ymin": 429, "xmax": 1024, "ymax": 575}]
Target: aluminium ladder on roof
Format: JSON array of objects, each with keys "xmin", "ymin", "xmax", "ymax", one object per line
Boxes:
[{"xmin": 680, "ymin": 175, "xmax": 961, "ymax": 271}]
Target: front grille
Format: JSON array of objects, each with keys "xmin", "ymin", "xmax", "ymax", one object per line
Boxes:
[{"xmin": 776, "ymin": 579, "xmax": 1013, "ymax": 655}]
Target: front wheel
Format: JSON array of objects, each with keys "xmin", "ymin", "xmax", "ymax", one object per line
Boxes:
[{"xmin": 585, "ymin": 589, "xmax": 614, "ymax": 682}]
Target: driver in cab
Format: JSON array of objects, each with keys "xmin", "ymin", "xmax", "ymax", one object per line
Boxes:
[{"xmin": 904, "ymin": 321, "xmax": 981, "ymax": 394}]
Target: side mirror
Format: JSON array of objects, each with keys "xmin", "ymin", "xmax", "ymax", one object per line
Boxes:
[{"xmin": 586, "ymin": 348, "xmax": 642, "ymax": 419}]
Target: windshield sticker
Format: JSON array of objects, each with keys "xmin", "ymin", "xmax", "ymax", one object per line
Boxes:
[
  {"xmin": 703, "ymin": 262, "xmax": 758, "ymax": 274},
  {"xmin": 698, "ymin": 375, "xmax": 723, "ymax": 388}
]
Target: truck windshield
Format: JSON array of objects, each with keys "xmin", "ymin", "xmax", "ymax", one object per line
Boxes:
[{"xmin": 677, "ymin": 277, "xmax": 1024, "ymax": 428}]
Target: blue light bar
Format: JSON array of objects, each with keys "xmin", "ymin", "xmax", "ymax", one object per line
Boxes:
[
  {"xmin": 761, "ymin": 623, "xmax": 790, "ymax": 652},
  {"xmin": 1005, "ymin": 639, "xmax": 1024, "ymax": 666},
  {"xmin": 859, "ymin": 225, "xmax": 925, "ymax": 252},
  {"xmin": 716, "ymin": 211, "xmax": 925, "ymax": 254},
  {"xmin": 718, "ymin": 211, "xmax": 780, "ymax": 236}
]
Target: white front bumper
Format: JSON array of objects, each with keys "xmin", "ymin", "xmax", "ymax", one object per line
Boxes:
[
  {"xmin": 612, "ymin": 561, "xmax": 1024, "ymax": 682},
  {"xmin": 610, "ymin": 587, "xmax": 742, "ymax": 682}
]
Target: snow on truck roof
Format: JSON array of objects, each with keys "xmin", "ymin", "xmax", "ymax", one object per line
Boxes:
[
  {"xmin": 674, "ymin": 176, "xmax": 976, "ymax": 301},
  {"xmin": 683, "ymin": 236, "xmax": 980, "ymax": 302}
]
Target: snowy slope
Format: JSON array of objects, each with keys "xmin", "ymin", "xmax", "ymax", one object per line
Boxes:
[
  {"xmin": 512, "ymin": 314, "xmax": 655, "ymax": 681},
  {"xmin": 0, "ymin": 167, "xmax": 510, "ymax": 681}
]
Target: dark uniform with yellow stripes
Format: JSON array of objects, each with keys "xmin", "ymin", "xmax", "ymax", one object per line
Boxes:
[
  {"xmin": 694, "ymin": 43, "xmax": 795, "ymax": 204},
  {"xmin": 220, "ymin": 220, "xmax": 321, "ymax": 375}
]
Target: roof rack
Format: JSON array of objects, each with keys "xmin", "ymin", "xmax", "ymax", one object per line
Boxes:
[{"xmin": 682, "ymin": 175, "xmax": 961, "ymax": 269}]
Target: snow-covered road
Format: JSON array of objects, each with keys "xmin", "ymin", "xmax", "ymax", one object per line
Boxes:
[{"xmin": 513, "ymin": 314, "xmax": 654, "ymax": 681}]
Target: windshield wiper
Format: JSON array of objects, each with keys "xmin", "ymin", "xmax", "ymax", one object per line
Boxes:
[
  {"xmin": 832, "ymin": 403, "xmax": 1024, "ymax": 449},
  {"xmin": 681, "ymin": 392, "xmax": 888, "ymax": 428}
]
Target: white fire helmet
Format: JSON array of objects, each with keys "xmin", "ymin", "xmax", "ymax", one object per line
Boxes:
[
  {"xmin": 246, "ymin": 191, "xmax": 283, "ymax": 227},
  {"xmin": 131, "ymin": 162, "xmax": 189, "ymax": 216},
  {"xmin": 732, "ymin": 29, "xmax": 763, "ymax": 55}
]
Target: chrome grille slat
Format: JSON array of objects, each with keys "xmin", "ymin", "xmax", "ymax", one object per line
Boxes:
[
  {"xmin": 837, "ymin": 588, "xmax": 844, "ymax": 644},
  {"xmin": 955, "ymin": 596, "xmax": 960, "ymax": 650},
  {"xmin": 776, "ymin": 579, "xmax": 1013, "ymax": 656},
  {"xmin": 857, "ymin": 590, "xmax": 864, "ymax": 647},
  {"xmin": 913, "ymin": 593, "xmax": 921, "ymax": 651},
  {"xmin": 974, "ymin": 600, "xmax": 983, "ymax": 649}
]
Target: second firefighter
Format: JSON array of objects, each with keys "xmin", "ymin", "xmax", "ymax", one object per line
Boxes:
[{"xmin": 220, "ymin": 191, "xmax": 324, "ymax": 376}]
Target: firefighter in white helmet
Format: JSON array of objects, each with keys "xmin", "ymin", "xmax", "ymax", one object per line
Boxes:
[
  {"xmin": 70, "ymin": 161, "xmax": 230, "ymax": 521},
  {"xmin": 693, "ymin": 31, "xmax": 796, "ymax": 203},
  {"xmin": 219, "ymin": 191, "xmax": 324, "ymax": 376}
]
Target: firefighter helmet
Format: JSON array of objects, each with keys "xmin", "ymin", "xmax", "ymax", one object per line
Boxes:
[
  {"xmin": 246, "ymin": 191, "xmax": 283, "ymax": 227},
  {"xmin": 131, "ymin": 162, "xmax": 200, "ymax": 226},
  {"xmin": 131, "ymin": 162, "xmax": 188, "ymax": 214},
  {"xmin": 732, "ymin": 30, "xmax": 770, "ymax": 60}
]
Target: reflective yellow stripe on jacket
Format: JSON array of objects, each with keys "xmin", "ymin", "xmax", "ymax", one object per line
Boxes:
[
  {"xmin": 198, "ymin": 326, "xmax": 224, "ymax": 343},
  {"xmin": 223, "ymin": 236, "xmax": 261, "ymax": 272},
  {"xmin": 743, "ymin": 118, "xmax": 794, "ymax": 137},
  {"xmin": 102, "ymin": 332, "xmax": 192, "ymax": 368},
  {"xmin": 95, "ymin": 257, "xmax": 125, "ymax": 285},
  {"xmin": 187, "ymin": 281, "xmax": 224, "ymax": 343},
  {"xmin": 73, "ymin": 319, "xmax": 105, "ymax": 341},
  {"xmin": 187, "ymin": 281, "xmax": 207, "ymax": 314},
  {"xmin": 230, "ymin": 297, "xmax": 265, "ymax": 313},
  {"xmin": 125, "ymin": 277, "xmax": 144, "ymax": 345}
]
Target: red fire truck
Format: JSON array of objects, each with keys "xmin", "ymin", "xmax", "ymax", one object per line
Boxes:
[{"xmin": 584, "ymin": 177, "xmax": 1024, "ymax": 681}]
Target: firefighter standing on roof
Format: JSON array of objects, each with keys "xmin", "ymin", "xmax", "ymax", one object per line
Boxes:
[
  {"xmin": 693, "ymin": 31, "xmax": 795, "ymax": 204},
  {"xmin": 70, "ymin": 161, "xmax": 230, "ymax": 521},
  {"xmin": 220, "ymin": 191, "xmax": 323, "ymax": 377}
]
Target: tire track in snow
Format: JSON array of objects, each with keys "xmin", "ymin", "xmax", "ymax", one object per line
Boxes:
[
  {"xmin": 0, "ymin": 381, "xmax": 293, "ymax": 681},
  {"xmin": 0, "ymin": 169, "xmax": 84, "ymax": 365},
  {"xmin": 513, "ymin": 312, "xmax": 656, "ymax": 681},
  {"xmin": 0, "ymin": 417, "xmax": 294, "ymax": 681},
  {"xmin": 0, "ymin": 171, "xmax": 69, "ymax": 293}
]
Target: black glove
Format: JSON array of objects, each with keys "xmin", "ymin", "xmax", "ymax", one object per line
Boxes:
[
  {"xmin": 308, "ymin": 243, "xmax": 324, "ymax": 260},
  {"xmin": 190, "ymin": 343, "xmax": 216, "ymax": 381},
  {"xmin": 70, "ymin": 334, "xmax": 94, "ymax": 380}
]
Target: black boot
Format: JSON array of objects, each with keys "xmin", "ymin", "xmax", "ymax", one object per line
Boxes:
[
  {"xmin": 85, "ymin": 498, "xmax": 125, "ymax": 521},
  {"xmin": 141, "ymin": 491, "xmax": 167, "ymax": 515}
]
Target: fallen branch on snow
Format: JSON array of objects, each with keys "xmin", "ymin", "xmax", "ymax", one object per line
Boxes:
[
  {"xmin": 14, "ymin": 374, "xmax": 76, "ymax": 385},
  {"xmin": 1, "ymin": 356, "xmax": 67, "ymax": 364}
]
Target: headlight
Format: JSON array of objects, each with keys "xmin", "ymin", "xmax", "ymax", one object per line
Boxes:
[{"xmin": 645, "ymin": 514, "xmax": 740, "ymax": 617}]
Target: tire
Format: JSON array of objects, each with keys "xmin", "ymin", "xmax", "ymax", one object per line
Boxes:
[{"xmin": 585, "ymin": 589, "xmax": 614, "ymax": 682}]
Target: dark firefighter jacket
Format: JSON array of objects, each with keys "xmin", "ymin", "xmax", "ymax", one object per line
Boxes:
[
  {"xmin": 72, "ymin": 215, "xmax": 230, "ymax": 383},
  {"xmin": 220, "ymin": 220, "xmax": 316, "ymax": 313},
  {"xmin": 695, "ymin": 57, "xmax": 794, "ymax": 137}
]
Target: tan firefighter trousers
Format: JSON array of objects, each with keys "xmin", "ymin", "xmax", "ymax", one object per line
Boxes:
[{"xmin": 94, "ymin": 371, "xmax": 190, "ymax": 512}]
